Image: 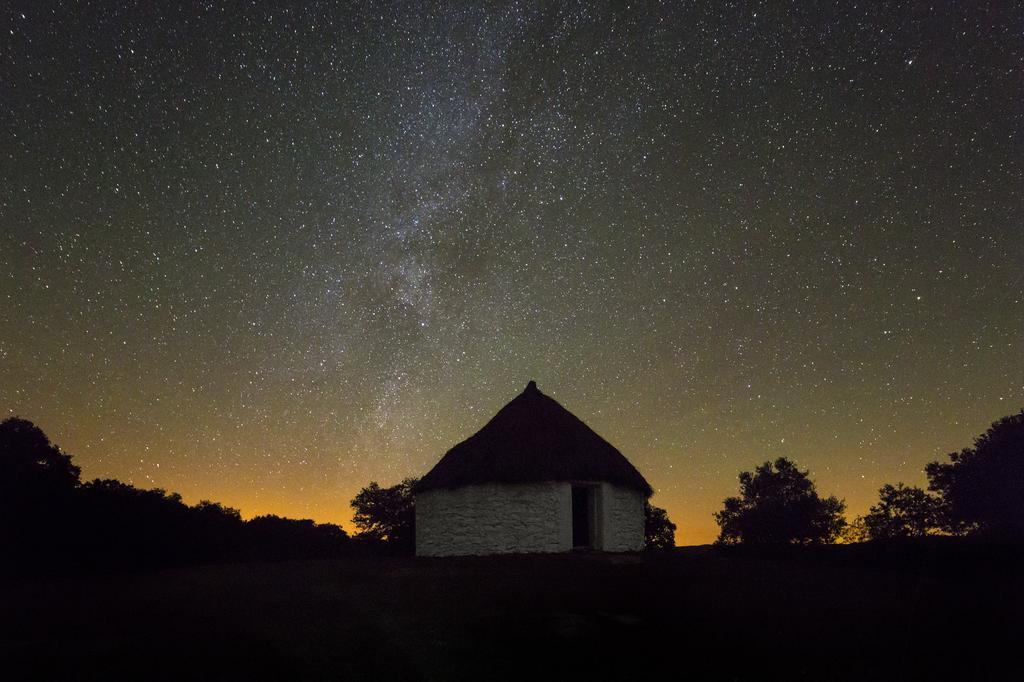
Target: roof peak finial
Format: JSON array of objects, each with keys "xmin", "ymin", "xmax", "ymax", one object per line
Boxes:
[{"xmin": 525, "ymin": 380, "xmax": 538, "ymax": 393}]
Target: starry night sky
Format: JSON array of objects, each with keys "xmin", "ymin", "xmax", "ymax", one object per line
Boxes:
[{"xmin": 2, "ymin": 2, "xmax": 1022, "ymax": 544}]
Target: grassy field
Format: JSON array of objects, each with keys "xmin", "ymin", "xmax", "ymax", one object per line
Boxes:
[{"xmin": 2, "ymin": 542, "xmax": 1021, "ymax": 681}]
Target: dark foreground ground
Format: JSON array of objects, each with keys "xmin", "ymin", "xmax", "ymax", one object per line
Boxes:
[{"xmin": 3, "ymin": 541, "xmax": 1022, "ymax": 681}]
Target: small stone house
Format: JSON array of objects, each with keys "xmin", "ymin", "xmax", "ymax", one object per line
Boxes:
[{"xmin": 414, "ymin": 381, "xmax": 652, "ymax": 556}]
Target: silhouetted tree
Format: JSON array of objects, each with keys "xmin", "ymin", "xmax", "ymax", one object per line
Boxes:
[
  {"xmin": 842, "ymin": 515, "xmax": 871, "ymax": 544},
  {"xmin": 0, "ymin": 416, "xmax": 81, "ymax": 493},
  {"xmin": 1, "ymin": 417, "xmax": 81, "ymax": 562},
  {"xmin": 926, "ymin": 409, "xmax": 1024, "ymax": 538},
  {"xmin": 860, "ymin": 483, "xmax": 942, "ymax": 540},
  {"xmin": 715, "ymin": 457, "xmax": 846, "ymax": 545},
  {"xmin": 644, "ymin": 502, "xmax": 677, "ymax": 550},
  {"xmin": 351, "ymin": 478, "xmax": 417, "ymax": 553}
]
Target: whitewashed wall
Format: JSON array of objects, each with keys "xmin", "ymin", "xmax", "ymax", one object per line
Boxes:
[
  {"xmin": 416, "ymin": 482, "xmax": 570, "ymax": 556},
  {"xmin": 416, "ymin": 481, "xmax": 644, "ymax": 556},
  {"xmin": 600, "ymin": 482, "xmax": 646, "ymax": 552}
]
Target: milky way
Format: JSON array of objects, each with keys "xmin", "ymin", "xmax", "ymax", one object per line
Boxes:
[{"xmin": 2, "ymin": 2, "xmax": 1022, "ymax": 542}]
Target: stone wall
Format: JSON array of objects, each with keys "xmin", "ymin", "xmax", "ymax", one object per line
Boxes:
[
  {"xmin": 600, "ymin": 482, "xmax": 646, "ymax": 552},
  {"xmin": 416, "ymin": 482, "xmax": 571, "ymax": 556},
  {"xmin": 415, "ymin": 481, "xmax": 645, "ymax": 556}
]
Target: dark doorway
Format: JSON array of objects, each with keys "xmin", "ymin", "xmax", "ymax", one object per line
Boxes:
[{"xmin": 572, "ymin": 486, "xmax": 591, "ymax": 548}]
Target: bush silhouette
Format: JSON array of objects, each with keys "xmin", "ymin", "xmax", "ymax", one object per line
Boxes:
[{"xmin": 246, "ymin": 515, "xmax": 350, "ymax": 561}]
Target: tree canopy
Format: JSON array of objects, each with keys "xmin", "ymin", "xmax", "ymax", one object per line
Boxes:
[
  {"xmin": 926, "ymin": 409, "xmax": 1024, "ymax": 538},
  {"xmin": 350, "ymin": 478, "xmax": 417, "ymax": 552},
  {"xmin": 0, "ymin": 416, "xmax": 81, "ymax": 494},
  {"xmin": 644, "ymin": 502, "xmax": 677, "ymax": 550},
  {"xmin": 859, "ymin": 483, "xmax": 942, "ymax": 540},
  {"xmin": 715, "ymin": 457, "xmax": 846, "ymax": 545}
]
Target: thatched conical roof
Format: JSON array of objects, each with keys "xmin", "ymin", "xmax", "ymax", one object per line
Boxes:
[{"xmin": 415, "ymin": 381, "xmax": 652, "ymax": 496}]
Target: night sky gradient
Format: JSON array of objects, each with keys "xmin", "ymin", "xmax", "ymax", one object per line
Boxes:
[{"xmin": 3, "ymin": 2, "xmax": 1022, "ymax": 543}]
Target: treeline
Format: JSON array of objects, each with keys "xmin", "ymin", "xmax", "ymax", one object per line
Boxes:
[
  {"xmin": 714, "ymin": 409, "xmax": 1024, "ymax": 545},
  {"xmin": 7, "ymin": 406, "xmax": 1018, "ymax": 568},
  {"xmin": 1, "ymin": 417, "xmax": 351, "ymax": 573},
  {"xmin": 2, "ymin": 413, "xmax": 680, "ymax": 574}
]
